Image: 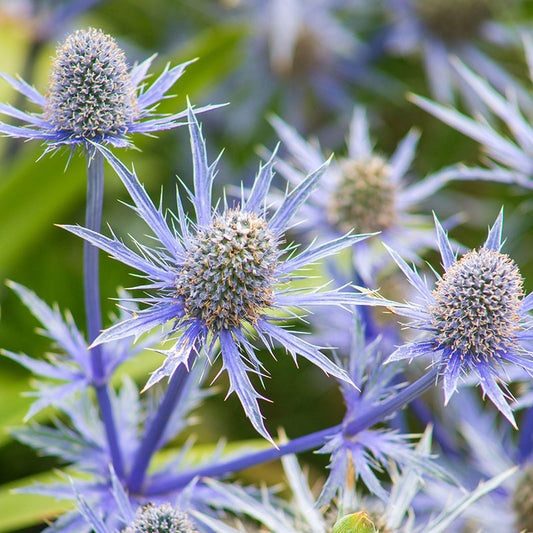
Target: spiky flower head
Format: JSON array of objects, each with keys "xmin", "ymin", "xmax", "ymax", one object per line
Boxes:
[
  {"xmin": 63, "ymin": 106, "xmax": 377, "ymax": 441},
  {"xmin": 415, "ymin": 0, "xmax": 494, "ymax": 41},
  {"xmin": 386, "ymin": 210, "xmax": 533, "ymax": 425},
  {"xmin": 430, "ymin": 248, "xmax": 523, "ymax": 361},
  {"xmin": 268, "ymin": 107, "xmax": 465, "ymax": 284},
  {"xmin": 0, "ymin": 27, "xmax": 215, "ymax": 152},
  {"xmin": 46, "ymin": 28, "xmax": 137, "ymax": 142},
  {"xmin": 328, "ymin": 156, "xmax": 396, "ymax": 234},
  {"xmin": 125, "ymin": 504, "xmax": 196, "ymax": 533},
  {"xmin": 176, "ymin": 209, "xmax": 279, "ymax": 330}
]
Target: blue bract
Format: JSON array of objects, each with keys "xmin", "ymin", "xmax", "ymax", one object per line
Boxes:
[
  {"xmin": 386, "ymin": 210, "xmax": 533, "ymax": 425},
  {"xmin": 63, "ymin": 106, "xmax": 380, "ymax": 441},
  {"xmin": 0, "ymin": 27, "xmax": 215, "ymax": 152}
]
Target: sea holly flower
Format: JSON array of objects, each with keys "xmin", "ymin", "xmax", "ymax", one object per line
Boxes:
[
  {"xmin": 124, "ymin": 503, "xmax": 198, "ymax": 533},
  {"xmin": 386, "ymin": 210, "xmax": 533, "ymax": 425},
  {"xmin": 0, "ymin": 27, "xmax": 216, "ymax": 153},
  {"xmin": 214, "ymin": 0, "xmax": 391, "ymax": 135},
  {"xmin": 269, "ymin": 107, "xmax": 466, "ymax": 283},
  {"xmin": 14, "ymin": 366, "xmax": 238, "ymax": 533},
  {"xmin": 62, "ymin": 106, "xmax": 380, "ymax": 442}
]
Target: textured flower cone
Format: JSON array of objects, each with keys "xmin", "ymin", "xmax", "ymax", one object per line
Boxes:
[
  {"xmin": 328, "ymin": 156, "xmax": 396, "ymax": 234},
  {"xmin": 124, "ymin": 504, "xmax": 197, "ymax": 533},
  {"xmin": 430, "ymin": 248, "xmax": 523, "ymax": 362},
  {"xmin": 46, "ymin": 28, "xmax": 137, "ymax": 141},
  {"xmin": 176, "ymin": 209, "xmax": 279, "ymax": 331}
]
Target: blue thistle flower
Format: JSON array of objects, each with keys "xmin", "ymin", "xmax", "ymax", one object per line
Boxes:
[
  {"xmin": 0, "ymin": 27, "xmax": 216, "ymax": 152},
  {"xmin": 61, "ymin": 106, "xmax": 379, "ymax": 442},
  {"xmin": 214, "ymin": 0, "xmax": 392, "ymax": 135},
  {"xmin": 386, "ymin": 210, "xmax": 533, "ymax": 425},
  {"xmin": 269, "ymin": 107, "xmax": 465, "ymax": 283}
]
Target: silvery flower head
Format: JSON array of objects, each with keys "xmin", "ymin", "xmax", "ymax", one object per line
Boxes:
[
  {"xmin": 386, "ymin": 210, "xmax": 533, "ymax": 425},
  {"xmin": 63, "ymin": 106, "xmax": 377, "ymax": 442},
  {"xmin": 270, "ymin": 106, "xmax": 463, "ymax": 283},
  {"xmin": 0, "ymin": 27, "xmax": 215, "ymax": 153},
  {"xmin": 385, "ymin": 0, "xmax": 522, "ymax": 105},
  {"xmin": 72, "ymin": 465, "xmax": 212, "ymax": 533},
  {"xmin": 124, "ymin": 503, "xmax": 197, "ymax": 533}
]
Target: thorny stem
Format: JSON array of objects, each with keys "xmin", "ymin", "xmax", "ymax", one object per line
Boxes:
[
  {"xmin": 127, "ymin": 355, "xmax": 197, "ymax": 493},
  {"xmin": 144, "ymin": 367, "xmax": 439, "ymax": 496},
  {"xmin": 85, "ymin": 151, "xmax": 124, "ymax": 479}
]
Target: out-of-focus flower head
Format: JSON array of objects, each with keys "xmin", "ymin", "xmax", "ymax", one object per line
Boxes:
[
  {"xmin": 385, "ymin": 0, "xmax": 525, "ymax": 106},
  {"xmin": 215, "ymin": 0, "xmax": 391, "ymax": 135},
  {"xmin": 0, "ymin": 27, "xmax": 216, "ymax": 154},
  {"xmin": 386, "ymin": 210, "xmax": 533, "ymax": 426},
  {"xmin": 269, "ymin": 106, "xmax": 466, "ymax": 284},
  {"xmin": 62, "ymin": 106, "xmax": 381, "ymax": 442}
]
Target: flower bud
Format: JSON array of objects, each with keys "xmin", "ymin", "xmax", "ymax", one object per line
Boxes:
[{"xmin": 331, "ymin": 512, "xmax": 377, "ymax": 533}]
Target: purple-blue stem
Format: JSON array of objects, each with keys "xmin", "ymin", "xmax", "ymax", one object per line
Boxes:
[
  {"xmin": 144, "ymin": 367, "xmax": 439, "ymax": 496},
  {"xmin": 85, "ymin": 151, "xmax": 124, "ymax": 479},
  {"xmin": 128, "ymin": 354, "xmax": 198, "ymax": 493},
  {"xmin": 518, "ymin": 405, "xmax": 533, "ymax": 463}
]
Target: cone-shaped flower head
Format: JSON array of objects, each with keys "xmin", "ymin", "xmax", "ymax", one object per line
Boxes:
[
  {"xmin": 430, "ymin": 248, "xmax": 523, "ymax": 360},
  {"xmin": 63, "ymin": 107, "xmax": 379, "ymax": 441},
  {"xmin": 125, "ymin": 504, "xmax": 196, "ymax": 533},
  {"xmin": 328, "ymin": 156, "xmax": 396, "ymax": 234},
  {"xmin": 269, "ymin": 107, "xmax": 465, "ymax": 283},
  {"xmin": 415, "ymin": 0, "xmax": 494, "ymax": 41},
  {"xmin": 46, "ymin": 28, "xmax": 137, "ymax": 142},
  {"xmin": 0, "ymin": 27, "xmax": 215, "ymax": 152},
  {"xmin": 386, "ymin": 210, "xmax": 533, "ymax": 425},
  {"xmin": 176, "ymin": 210, "xmax": 279, "ymax": 330}
]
